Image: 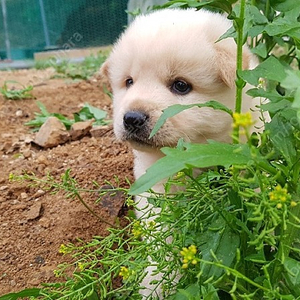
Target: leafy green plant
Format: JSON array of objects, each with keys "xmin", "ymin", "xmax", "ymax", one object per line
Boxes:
[
  {"xmin": 51, "ymin": 52, "xmax": 108, "ymax": 80},
  {"xmin": 2, "ymin": 0, "xmax": 300, "ymax": 299},
  {"xmin": 0, "ymin": 80, "xmax": 34, "ymax": 100},
  {"xmin": 25, "ymin": 101, "xmax": 110, "ymax": 131}
]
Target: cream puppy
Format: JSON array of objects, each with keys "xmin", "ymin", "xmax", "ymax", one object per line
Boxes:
[{"xmin": 102, "ymin": 8, "xmax": 259, "ymax": 298}]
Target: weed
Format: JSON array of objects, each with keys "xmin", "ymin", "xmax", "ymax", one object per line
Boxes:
[
  {"xmin": 0, "ymin": 80, "xmax": 34, "ymax": 100},
  {"xmin": 25, "ymin": 101, "xmax": 110, "ymax": 131},
  {"xmin": 51, "ymin": 52, "xmax": 107, "ymax": 80}
]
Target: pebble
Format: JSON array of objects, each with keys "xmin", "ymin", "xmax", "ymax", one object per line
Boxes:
[
  {"xmin": 25, "ymin": 202, "xmax": 43, "ymax": 221},
  {"xmin": 20, "ymin": 192, "xmax": 28, "ymax": 199},
  {"xmin": 22, "ymin": 149, "xmax": 32, "ymax": 158},
  {"xmin": 36, "ymin": 154, "xmax": 50, "ymax": 166},
  {"xmin": 15, "ymin": 109, "xmax": 23, "ymax": 117}
]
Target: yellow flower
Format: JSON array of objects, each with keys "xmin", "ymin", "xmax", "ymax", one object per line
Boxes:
[
  {"xmin": 126, "ymin": 198, "xmax": 135, "ymax": 207},
  {"xmin": 58, "ymin": 244, "xmax": 71, "ymax": 254},
  {"xmin": 119, "ymin": 266, "xmax": 130, "ymax": 280},
  {"xmin": 269, "ymin": 185, "xmax": 291, "ymax": 203},
  {"xmin": 119, "ymin": 266, "xmax": 135, "ymax": 281},
  {"xmin": 291, "ymin": 201, "xmax": 297, "ymax": 207},
  {"xmin": 147, "ymin": 220, "xmax": 156, "ymax": 231},
  {"xmin": 180, "ymin": 245, "xmax": 199, "ymax": 269},
  {"xmin": 132, "ymin": 221, "xmax": 143, "ymax": 238},
  {"xmin": 78, "ymin": 262, "xmax": 85, "ymax": 271},
  {"xmin": 232, "ymin": 112, "xmax": 254, "ymax": 129}
]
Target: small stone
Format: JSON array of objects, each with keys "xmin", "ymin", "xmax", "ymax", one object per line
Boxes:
[
  {"xmin": 70, "ymin": 119, "xmax": 94, "ymax": 140},
  {"xmin": 15, "ymin": 109, "xmax": 23, "ymax": 117},
  {"xmin": 34, "ymin": 255, "xmax": 45, "ymax": 265},
  {"xmin": 39, "ymin": 217, "xmax": 50, "ymax": 228},
  {"xmin": 10, "ymin": 279, "xmax": 16, "ymax": 286},
  {"xmin": 22, "ymin": 149, "xmax": 32, "ymax": 158},
  {"xmin": 90, "ymin": 125, "xmax": 112, "ymax": 138},
  {"xmin": 25, "ymin": 202, "xmax": 43, "ymax": 221},
  {"xmin": 36, "ymin": 154, "xmax": 50, "ymax": 166},
  {"xmin": 20, "ymin": 192, "xmax": 28, "ymax": 199},
  {"xmin": 34, "ymin": 117, "xmax": 70, "ymax": 148},
  {"xmin": 0, "ymin": 186, "xmax": 8, "ymax": 191},
  {"xmin": 24, "ymin": 135, "xmax": 34, "ymax": 144}
]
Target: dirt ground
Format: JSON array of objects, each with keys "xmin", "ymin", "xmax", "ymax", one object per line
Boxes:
[{"xmin": 0, "ymin": 68, "xmax": 134, "ymax": 295}]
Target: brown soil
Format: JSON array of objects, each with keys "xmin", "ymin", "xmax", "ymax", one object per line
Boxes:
[{"xmin": 0, "ymin": 68, "xmax": 134, "ymax": 295}]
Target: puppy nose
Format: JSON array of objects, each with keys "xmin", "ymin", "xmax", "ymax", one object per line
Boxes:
[{"xmin": 123, "ymin": 111, "xmax": 148, "ymax": 131}]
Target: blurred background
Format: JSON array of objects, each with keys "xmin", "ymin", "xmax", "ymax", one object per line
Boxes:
[{"xmin": 0, "ymin": 0, "xmax": 165, "ymax": 66}]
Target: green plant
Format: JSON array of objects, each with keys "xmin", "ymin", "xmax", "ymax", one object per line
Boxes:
[
  {"xmin": 2, "ymin": 0, "xmax": 300, "ymax": 299},
  {"xmin": 0, "ymin": 80, "xmax": 34, "ymax": 100},
  {"xmin": 25, "ymin": 101, "xmax": 110, "ymax": 131},
  {"xmin": 51, "ymin": 52, "xmax": 108, "ymax": 80}
]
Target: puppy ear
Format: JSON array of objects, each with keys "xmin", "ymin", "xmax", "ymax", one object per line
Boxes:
[{"xmin": 215, "ymin": 42, "xmax": 251, "ymax": 89}]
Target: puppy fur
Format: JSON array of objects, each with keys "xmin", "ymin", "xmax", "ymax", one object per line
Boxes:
[{"xmin": 102, "ymin": 8, "xmax": 260, "ymax": 298}]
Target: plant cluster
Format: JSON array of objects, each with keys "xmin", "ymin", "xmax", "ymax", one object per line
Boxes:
[
  {"xmin": 2, "ymin": 0, "xmax": 300, "ymax": 299},
  {"xmin": 0, "ymin": 80, "xmax": 34, "ymax": 100},
  {"xmin": 25, "ymin": 101, "xmax": 110, "ymax": 132},
  {"xmin": 37, "ymin": 52, "xmax": 108, "ymax": 80}
]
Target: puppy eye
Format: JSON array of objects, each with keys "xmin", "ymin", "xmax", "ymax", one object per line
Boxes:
[
  {"xmin": 125, "ymin": 77, "xmax": 134, "ymax": 88},
  {"xmin": 171, "ymin": 80, "xmax": 192, "ymax": 95}
]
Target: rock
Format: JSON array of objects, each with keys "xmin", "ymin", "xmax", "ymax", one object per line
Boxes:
[
  {"xmin": 34, "ymin": 117, "xmax": 69, "ymax": 148},
  {"xmin": 36, "ymin": 154, "xmax": 50, "ymax": 166},
  {"xmin": 15, "ymin": 109, "xmax": 23, "ymax": 117},
  {"xmin": 20, "ymin": 192, "xmax": 28, "ymax": 199},
  {"xmin": 70, "ymin": 119, "xmax": 94, "ymax": 140},
  {"xmin": 90, "ymin": 125, "xmax": 112, "ymax": 138},
  {"xmin": 22, "ymin": 148, "xmax": 32, "ymax": 158},
  {"xmin": 25, "ymin": 202, "xmax": 43, "ymax": 221},
  {"xmin": 39, "ymin": 217, "xmax": 50, "ymax": 228}
]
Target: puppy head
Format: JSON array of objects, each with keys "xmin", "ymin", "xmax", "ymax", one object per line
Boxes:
[{"xmin": 102, "ymin": 9, "xmax": 254, "ymax": 151}]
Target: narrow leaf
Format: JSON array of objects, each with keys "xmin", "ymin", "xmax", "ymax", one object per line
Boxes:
[
  {"xmin": 129, "ymin": 142, "xmax": 251, "ymax": 195},
  {"xmin": 150, "ymin": 101, "xmax": 232, "ymax": 138}
]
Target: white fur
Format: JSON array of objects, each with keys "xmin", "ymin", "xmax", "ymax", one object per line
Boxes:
[{"xmin": 102, "ymin": 8, "xmax": 260, "ymax": 298}]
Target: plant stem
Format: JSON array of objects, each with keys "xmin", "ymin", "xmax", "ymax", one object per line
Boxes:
[
  {"xmin": 272, "ymin": 195, "xmax": 300, "ymax": 285},
  {"xmin": 233, "ymin": 0, "xmax": 247, "ymax": 144},
  {"xmin": 74, "ymin": 191, "xmax": 117, "ymax": 228}
]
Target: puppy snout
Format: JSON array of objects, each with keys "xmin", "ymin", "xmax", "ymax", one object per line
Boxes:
[{"xmin": 123, "ymin": 111, "xmax": 149, "ymax": 132}]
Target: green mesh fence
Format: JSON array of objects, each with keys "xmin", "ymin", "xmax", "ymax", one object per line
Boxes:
[{"xmin": 0, "ymin": 0, "xmax": 128, "ymax": 60}]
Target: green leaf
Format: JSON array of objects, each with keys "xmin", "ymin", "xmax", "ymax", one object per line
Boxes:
[
  {"xmin": 36, "ymin": 101, "xmax": 50, "ymax": 116},
  {"xmin": 129, "ymin": 142, "xmax": 252, "ymax": 195},
  {"xmin": 260, "ymin": 100, "xmax": 291, "ymax": 114},
  {"xmin": 0, "ymin": 288, "xmax": 41, "ymax": 300},
  {"xmin": 74, "ymin": 103, "xmax": 107, "ymax": 124},
  {"xmin": 270, "ymin": 0, "xmax": 300, "ymax": 12},
  {"xmin": 199, "ymin": 216, "xmax": 240, "ymax": 281},
  {"xmin": 239, "ymin": 56, "xmax": 287, "ymax": 85},
  {"xmin": 283, "ymin": 257, "xmax": 300, "ymax": 296},
  {"xmin": 159, "ymin": 0, "xmax": 235, "ymax": 13},
  {"xmin": 281, "ymin": 70, "xmax": 300, "ymax": 109},
  {"xmin": 265, "ymin": 19, "xmax": 300, "ymax": 40},
  {"xmin": 150, "ymin": 101, "xmax": 232, "ymax": 139},
  {"xmin": 247, "ymin": 88, "xmax": 288, "ymax": 103},
  {"xmin": 251, "ymin": 43, "xmax": 268, "ymax": 59},
  {"xmin": 174, "ymin": 283, "xmax": 219, "ymax": 300},
  {"xmin": 265, "ymin": 114, "xmax": 296, "ymax": 165}
]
